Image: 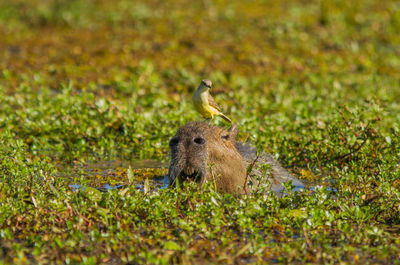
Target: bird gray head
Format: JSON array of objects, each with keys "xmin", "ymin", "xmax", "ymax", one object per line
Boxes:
[{"xmin": 201, "ymin": 79, "xmax": 212, "ymax": 88}]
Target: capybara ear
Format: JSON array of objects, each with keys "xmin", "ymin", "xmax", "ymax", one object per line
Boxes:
[{"xmin": 227, "ymin": 123, "xmax": 239, "ymax": 141}]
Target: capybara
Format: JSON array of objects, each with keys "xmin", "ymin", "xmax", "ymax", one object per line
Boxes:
[{"xmin": 168, "ymin": 121, "xmax": 303, "ymax": 194}]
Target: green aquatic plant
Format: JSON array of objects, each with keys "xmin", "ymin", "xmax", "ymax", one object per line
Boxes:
[{"xmin": 0, "ymin": 0, "xmax": 399, "ymax": 263}]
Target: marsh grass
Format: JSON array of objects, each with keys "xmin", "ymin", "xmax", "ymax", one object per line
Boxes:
[{"xmin": 0, "ymin": 0, "xmax": 399, "ymax": 264}]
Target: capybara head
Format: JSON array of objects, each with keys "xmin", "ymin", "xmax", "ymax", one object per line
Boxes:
[{"xmin": 168, "ymin": 121, "xmax": 247, "ymax": 194}]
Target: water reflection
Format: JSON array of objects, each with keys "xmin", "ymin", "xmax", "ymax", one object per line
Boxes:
[
  {"xmin": 60, "ymin": 159, "xmax": 169, "ymax": 192},
  {"xmin": 62, "ymin": 159, "xmax": 330, "ymax": 195}
]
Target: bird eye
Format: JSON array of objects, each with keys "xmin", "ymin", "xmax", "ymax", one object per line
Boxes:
[{"xmin": 169, "ymin": 138, "xmax": 180, "ymax": 146}]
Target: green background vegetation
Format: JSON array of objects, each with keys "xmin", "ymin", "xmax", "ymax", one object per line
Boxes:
[{"xmin": 0, "ymin": 0, "xmax": 399, "ymax": 264}]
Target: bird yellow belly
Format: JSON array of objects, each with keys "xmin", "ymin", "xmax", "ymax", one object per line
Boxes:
[{"xmin": 193, "ymin": 93, "xmax": 219, "ymax": 119}]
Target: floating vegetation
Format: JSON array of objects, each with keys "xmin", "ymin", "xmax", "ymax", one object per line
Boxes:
[{"xmin": 0, "ymin": 0, "xmax": 399, "ymax": 264}]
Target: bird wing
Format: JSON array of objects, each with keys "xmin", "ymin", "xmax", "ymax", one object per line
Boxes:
[{"xmin": 207, "ymin": 93, "xmax": 221, "ymax": 111}]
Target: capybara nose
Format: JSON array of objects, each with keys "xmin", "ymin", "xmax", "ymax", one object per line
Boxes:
[{"xmin": 193, "ymin": 136, "xmax": 206, "ymax": 145}]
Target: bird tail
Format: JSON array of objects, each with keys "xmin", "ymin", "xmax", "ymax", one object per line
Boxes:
[{"xmin": 219, "ymin": 113, "xmax": 232, "ymax": 123}]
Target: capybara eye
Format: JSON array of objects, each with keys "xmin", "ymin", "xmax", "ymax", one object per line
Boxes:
[
  {"xmin": 194, "ymin": 137, "xmax": 206, "ymax": 145},
  {"xmin": 221, "ymin": 135, "xmax": 229, "ymax": 140},
  {"xmin": 169, "ymin": 138, "xmax": 180, "ymax": 146}
]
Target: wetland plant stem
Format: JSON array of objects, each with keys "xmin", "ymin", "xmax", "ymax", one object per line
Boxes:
[{"xmin": 243, "ymin": 151, "xmax": 261, "ymax": 195}]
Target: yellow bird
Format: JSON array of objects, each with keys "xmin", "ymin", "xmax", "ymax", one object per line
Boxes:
[{"xmin": 192, "ymin": 79, "xmax": 232, "ymax": 123}]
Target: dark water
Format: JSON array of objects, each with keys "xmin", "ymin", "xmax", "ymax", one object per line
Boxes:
[
  {"xmin": 57, "ymin": 159, "xmax": 170, "ymax": 192},
  {"xmin": 59, "ymin": 159, "xmax": 331, "ymax": 195}
]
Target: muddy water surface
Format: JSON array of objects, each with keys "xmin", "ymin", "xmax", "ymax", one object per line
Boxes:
[
  {"xmin": 56, "ymin": 157, "xmax": 333, "ymax": 195},
  {"xmin": 56, "ymin": 159, "xmax": 170, "ymax": 192}
]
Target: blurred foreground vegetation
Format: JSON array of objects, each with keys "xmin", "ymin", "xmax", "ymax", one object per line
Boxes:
[{"xmin": 0, "ymin": 0, "xmax": 399, "ymax": 264}]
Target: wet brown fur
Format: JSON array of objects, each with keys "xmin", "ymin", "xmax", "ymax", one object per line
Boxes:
[
  {"xmin": 168, "ymin": 121, "xmax": 246, "ymax": 194},
  {"xmin": 168, "ymin": 121, "xmax": 303, "ymax": 195}
]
